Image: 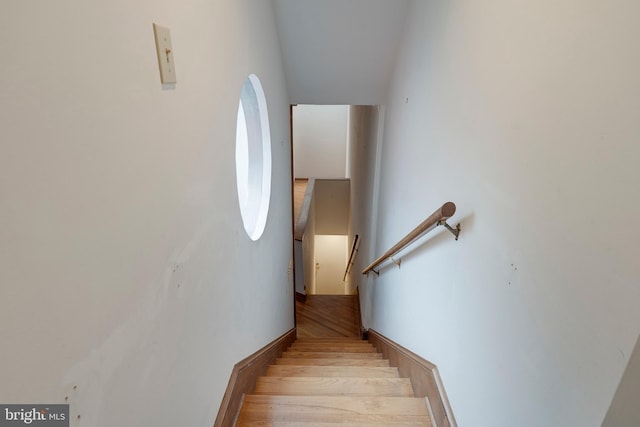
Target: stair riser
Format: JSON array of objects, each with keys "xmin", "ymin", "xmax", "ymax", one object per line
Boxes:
[
  {"xmin": 237, "ymin": 422, "xmax": 430, "ymax": 427},
  {"xmin": 290, "ymin": 345, "xmax": 377, "ymax": 353},
  {"xmin": 282, "ymin": 352, "xmax": 383, "ymax": 359},
  {"xmin": 254, "ymin": 377, "xmax": 414, "ymax": 397},
  {"xmin": 265, "ymin": 366, "xmax": 400, "ymax": 378},
  {"xmin": 275, "ymin": 358, "xmax": 391, "ymax": 367},
  {"xmin": 237, "ymin": 395, "xmax": 430, "ymax": 424}
]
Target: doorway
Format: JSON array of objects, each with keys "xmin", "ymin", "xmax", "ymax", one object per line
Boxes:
[{"xmin": 291, "ymin": 105, "xmax": 352, "ymax": 297}]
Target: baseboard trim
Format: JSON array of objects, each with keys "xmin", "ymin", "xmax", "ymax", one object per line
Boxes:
[
  {"xmin": 424, "ymin": 396, "xmax": 437, "ymax": 427},
  {"xmin": 213, "ymin": 328, "xmax": 296, "ymax": 427},
  {"xmin": 295, "ymin": 292, "xmax": 307, "ymax": 302},
  {"xmin": 367, "ymin": 329, "xmax": 457, "ymax": 427}
]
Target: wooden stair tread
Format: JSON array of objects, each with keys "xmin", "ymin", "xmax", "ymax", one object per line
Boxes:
[
  {"xmin": 292, "ymin": 339, "xmax": 371, "ymax": 343},
  {"xmin": 266, "ymin": 365, "xmax": 399, "ymax": 378},
  {"xmin": 254, "ymin": 377, "xmax": 414, "ymax": 396},
  {"xmin": 293, "ymin": 339, "xmax": 367, "ymax": 345},
  {"xmin": 291, "ymin": 342, "xmax": 374, "ymax": 346},
  {"xmin": 291, "ymin": 344, "xmax": 377, "ymax": 353},
  {"xmin": 282, "ymin": 351, "xmax": 382, "ymax": 359},
  {"xmin": 235, "ymin": 295, "xmax": 435, "ymax": 426},
  {"xmin": 275, "ymin": 358, "xmax": 390, "ymax": 367},
  {"xmin": 236, "ymin": 422, "xmax": 429, "ymax": 427},
  {"xmin": 237, "ymin": 395, "xmax": 431, "ymax": 425}
]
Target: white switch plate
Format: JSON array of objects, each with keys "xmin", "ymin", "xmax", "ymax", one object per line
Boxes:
[{"xmin": 153, "ymin": 23, "xmax": 176, "ymax": 84}]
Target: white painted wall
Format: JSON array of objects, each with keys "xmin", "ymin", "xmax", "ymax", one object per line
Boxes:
[
  {"xmin": 293, "ymin": 105, "xmax": 348, "ymax": 179},
  {"xmin": 356, "ymin": 1, "xmax": 640, "ymax": 426},
  {"xmin": 0, "ymin": 1, "xmax": 292, "ymax": 425},
  {"xmin": 302, "ymin": 194, "xmax": 317, "ymax": 294},
  {"xmin": 347, "ymin": 106, "xmax": 382, "ymax": 297},
  {"xmin": 294, "ymin": 241, "xmax": 305, "ymax": 294}
]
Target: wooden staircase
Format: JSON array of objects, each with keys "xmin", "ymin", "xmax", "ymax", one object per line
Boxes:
[{"xmin": 236, "ymin": 337, "xmax": 433, "ymax": 426}]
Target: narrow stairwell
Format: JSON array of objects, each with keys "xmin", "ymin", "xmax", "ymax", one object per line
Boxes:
[{"xmin": 236, "ymin": 337, "xmax": 433, "ymax": 426}]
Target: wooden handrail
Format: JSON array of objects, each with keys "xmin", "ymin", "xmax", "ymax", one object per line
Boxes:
[
  {"xmin": 343, "ymin": 234, "xmax": 360, "ymax": 281},
  {"xmin": 362, "ymin": 202, "xmax": 459, "ymax": 275}
]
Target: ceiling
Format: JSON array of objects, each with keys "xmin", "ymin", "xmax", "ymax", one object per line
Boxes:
[{"xmin": 273, "ymin": 0, "xmax": 410, "ymax": 105}]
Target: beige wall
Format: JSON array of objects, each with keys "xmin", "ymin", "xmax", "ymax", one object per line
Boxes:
[{"xmin": 313, "ymin": 179, "xmax": 350, "ymax": 235}]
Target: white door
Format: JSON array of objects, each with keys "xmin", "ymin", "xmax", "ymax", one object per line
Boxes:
[{"xmin": 314, "ymin": 235, "xmax": 348, "ymax": 295}]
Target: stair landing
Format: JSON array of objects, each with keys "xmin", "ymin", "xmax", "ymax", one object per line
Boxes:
[{"xmin": 296, "ymin": 295, "xmax": 360, "ymax": 338}]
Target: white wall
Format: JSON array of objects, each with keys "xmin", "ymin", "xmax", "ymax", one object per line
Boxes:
[
  {"xmin": 294, "ymin": 240, "xmax": 305, "ymax": 294},
  {"xmin": 293, "ymin": 105, "xmax": 348, "ymax": 179},
  {"xmin": 302, "ymin": 195, "xmax": 317, "ymax": 294},
  {"xmin": 347, "ymin": 106, "xmax": 382, "ymax": 297},
  {"xmin": 0, "ymin": 1, "xmax": 292, "ymax": 425},
  {"xmin": 357, "ymin": 1, "xmax": 640, "ymax": 426}
]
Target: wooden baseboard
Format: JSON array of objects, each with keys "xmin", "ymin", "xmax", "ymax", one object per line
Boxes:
[
  {"xmin": 295, "ymin": 292, "xmax": 307, "ymax": 302},
  {"xmin": 367, "ymin": 329, "xmax": 457, "ymax": 427},
  {"xmin": 213, "ymin": 328, "xmax": 296, "ymax": 427}
]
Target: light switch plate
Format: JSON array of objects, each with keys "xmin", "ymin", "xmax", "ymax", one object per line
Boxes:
[{"xmin": 153, "ymin": 23, "xmax": 176, "ymax": 84}]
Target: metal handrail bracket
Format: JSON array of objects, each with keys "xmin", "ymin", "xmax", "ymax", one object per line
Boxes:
[{"xmin": 362, "ymin": 202, "xmax": 460, "ymax": 275}]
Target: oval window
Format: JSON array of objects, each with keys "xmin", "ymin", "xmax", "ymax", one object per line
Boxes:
[{"xmin": 235, "ymin": 74, "xmax": 272, "ymax": 240}]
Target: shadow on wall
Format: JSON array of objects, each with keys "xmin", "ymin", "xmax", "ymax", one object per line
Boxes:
[{"xmin": 602, "ymin": 334, "xmax": 640, "ymax": 427}]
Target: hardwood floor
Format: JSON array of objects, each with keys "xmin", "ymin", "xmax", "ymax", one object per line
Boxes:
[{"xmin": 296, "ymin": 295, "xmax": 360, "ymax": 338}]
